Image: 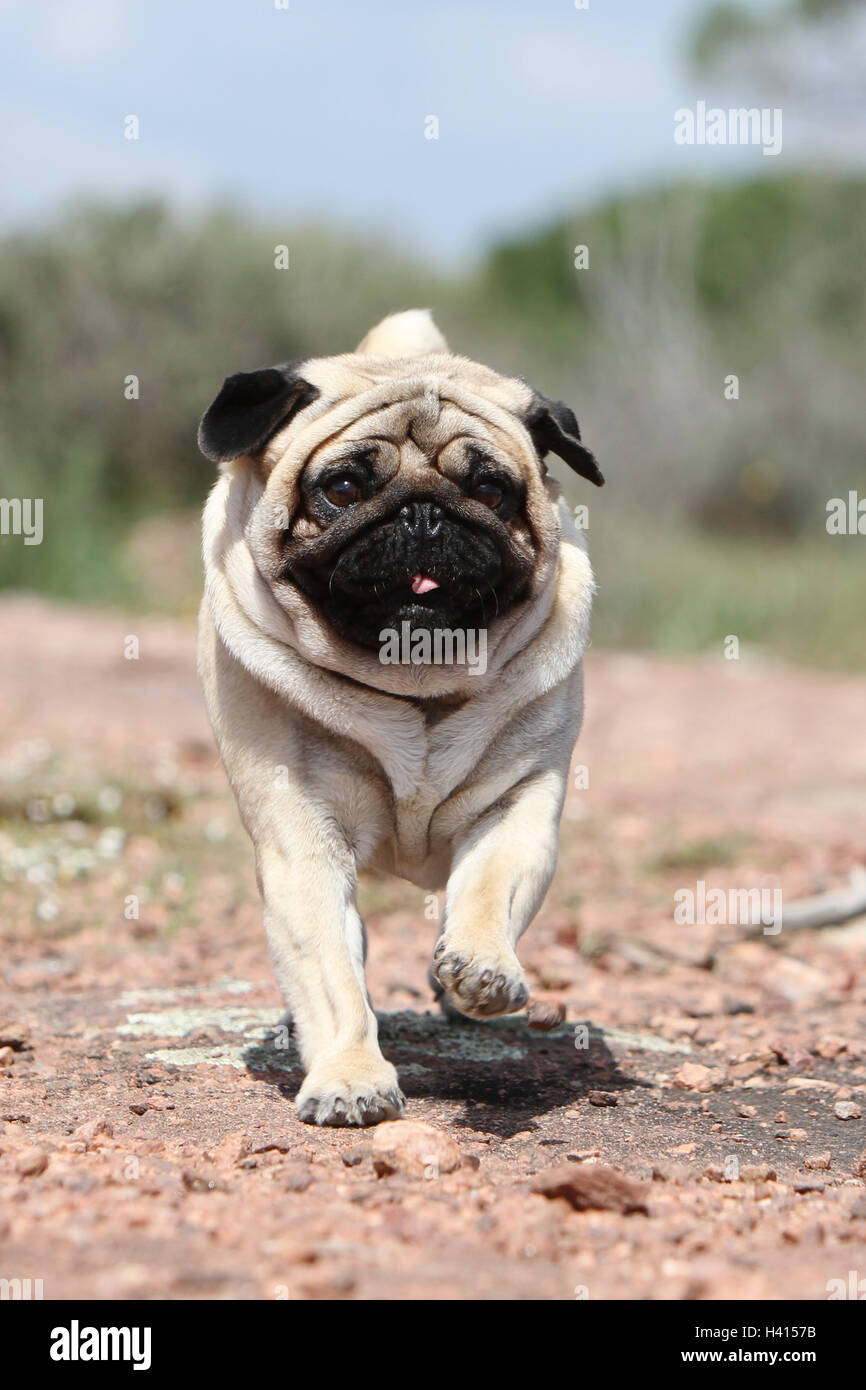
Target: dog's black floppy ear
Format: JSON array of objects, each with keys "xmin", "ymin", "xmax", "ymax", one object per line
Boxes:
[
  {"xmin": 524, "ymin": 393, "xmax": 604, "ymax": 487},
  {"xmin": 198, "ymin": 363, "xmax": 319, "ymax": 463}
]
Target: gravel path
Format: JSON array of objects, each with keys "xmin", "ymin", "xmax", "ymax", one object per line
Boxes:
[{"xmin": 1, "ymin": 597, "xmax": 864, "ymax": 1300}]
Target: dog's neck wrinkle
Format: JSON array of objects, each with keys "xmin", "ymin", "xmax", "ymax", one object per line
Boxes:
[{"xmin": 420, "ymin": 693, "xmax": 471, "ymax": 726}]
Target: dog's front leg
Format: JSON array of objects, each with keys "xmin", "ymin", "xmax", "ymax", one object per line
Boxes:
[
  {"xmin": 432, "ymin": 770, "xmax": 566, "ymax": 1019},
  {"xmin": 257, "ymin": 835, "xmax": 404, "ymax": 1126}
]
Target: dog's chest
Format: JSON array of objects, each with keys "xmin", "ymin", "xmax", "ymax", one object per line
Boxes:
[
  {"xmin": 372, "ymin": 730, "xmax": 510, "ymax": 889},
  {"xmin": 380, "ymin": 784, "xmax": 455, "ymax": 889}
]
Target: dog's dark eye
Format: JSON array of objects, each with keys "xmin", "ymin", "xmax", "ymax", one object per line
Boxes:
[
  {"xmin": 324, "ymin": 476, "xmax": 362, "ymax": 507},
  {"xmin": 471, "ymin": 480, "xmax": 505, "ymax": 509}
]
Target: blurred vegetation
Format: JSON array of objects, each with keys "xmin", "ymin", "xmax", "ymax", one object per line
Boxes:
[
  {"xmin": 0, "ymin": 175, "xmax": 864, "ymax": 666},
  {"xmin": 686, "ymin": 0, "xmax": 866, "ymax": 159},
  {"xmin": 689, "ymin": 0, "xmax": 860, "ymax": 73}
]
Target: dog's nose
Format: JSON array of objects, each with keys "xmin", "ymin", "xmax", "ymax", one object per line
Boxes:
[{"xmin": 399, "ymin": 502, "xmax": 444, "ymax": 539}]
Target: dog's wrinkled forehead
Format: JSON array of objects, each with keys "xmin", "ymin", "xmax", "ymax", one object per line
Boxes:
[
  {"xmin": 272, "ymin": 356, "xmax": 528, "ymax": 453},
  {"xmin": 198, "ymin": 342, "xmax": 603, "ymax": 488},
  {"xmin": 294, "ymin": 383, "xmax": 524, "ymax": 483}
]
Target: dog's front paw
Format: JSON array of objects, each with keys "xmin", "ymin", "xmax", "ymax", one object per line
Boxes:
[
  {"xmin": 295, "ymin": 1052, "xmax": 405, "ymax": 1127},
  {"xmin": 431, "ymin": 939, "xmax": 529, "ymax": 1020}
]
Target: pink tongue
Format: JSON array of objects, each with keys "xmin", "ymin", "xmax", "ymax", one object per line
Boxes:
[{"xmin": 411, "ymin": 573, "xmax": 440, "ymax": 595}]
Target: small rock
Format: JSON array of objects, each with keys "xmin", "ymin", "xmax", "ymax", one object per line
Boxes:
[
  {"xmin": 792, "ymin": 1178, "xmax": 826, "ymax": 1194},
  {"xmin": 775, "ymin": 1111, "xmax": 788, "ymax": 1124},
  {"xmin": 181, "ymin": 1170, "xmax": 225, "ymax": 1193},
  {"xmin": 372, "ymin": 1121, "xmax": 463, "ymax": 1179},
  {"xmin": 702, "ymin": 1165, "xmax": 725, "ymax": 1183},
  {"xmin": 130, "ymin": 920, "xmax": 160, "ymax": 939},
  {"xmin": 835, "ymin": 1101, "xmax": 862, "ymax": 1121},
  {"xmin": 248, "ymin": 1139, "xmax": 293, "ymax": 1158},
  {"xmin": 770, "ymin": 1039, "xmax": 814, "ymax": 1071},
  {"xmin": 215, "ymin": 1131, "xmax": 253, "ymax": 1165},
  {"xmin": 283, "ymin": 1164, "xmax": 315, "ymax": 1193},
  {"xmin": 723, "ymin": 997, "xmax": 755, "ymax": 1016},
  {"xmin": 804, "ymin": 1152, "xmax": 831, "ymax": 1171},
  {"xmin": 588, "ymin": 1091, "xmax": 618, "ymax": 1108},
  {"xmin": 15, "ymin": 1147, "xmax": 48, "ymax": 1177},
  {"xmin": 682, "ymin": 992, "xmax": 723, "ymax": 1019},
  {"xmin": 741, "ymin": 1164, "xmax": 777, "ymax": 1182},
  {"xmin": 341, "ymin": 1143, "xmax": 372, "ymax": 1168},
  {"xmin": 527, "ymin": 999, "xmax": 566, "ymax": 1031},
  {"xmin": 728, "ymin": 1058, "xmax": 772, "ymax": 1080},
  {"xmin": 673, "ymin": 1062, "xmax": 720, "ymax": 1093},
  {"xmin": 737, "ymin": 1104, "xmax": 757, "ymax": 1119},
  {"xmin": 652, "ymin": 1163, "xmax": 695, "ymax": 1185},
  {"xmin": 767, "ymin": 961, "xmax": 829, "ymax": 1006},
  {"xmin": 72, "ymin": 1117, "xmax": 114, "ymax": 1148},
  {"xmin": 0, "ymin": 1047, "xmax": 15, "ymax": 1067},
  {"xmin": 531, "ymin": 1162, "xmax": 649, "ymax": 1214}
]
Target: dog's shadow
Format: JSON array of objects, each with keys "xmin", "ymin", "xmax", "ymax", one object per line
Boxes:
[{"xmin": 242, "ymin": 1010, "xmax": 640, "ymax": 1138}]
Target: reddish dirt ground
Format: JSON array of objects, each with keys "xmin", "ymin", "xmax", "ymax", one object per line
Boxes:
[{"xmin": 0, "ymin": 596, "xmax": 864, "ymax": 1301}]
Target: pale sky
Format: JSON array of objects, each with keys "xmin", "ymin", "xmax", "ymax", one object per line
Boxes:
[{"xmin": 0, "ymin": 0, "xmax": 848, "ymax": 263}]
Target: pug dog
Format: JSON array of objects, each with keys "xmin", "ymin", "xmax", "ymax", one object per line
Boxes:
[{"xmin": 197, "ymin": 309, "xmax": 603, "ymax": 1126}]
